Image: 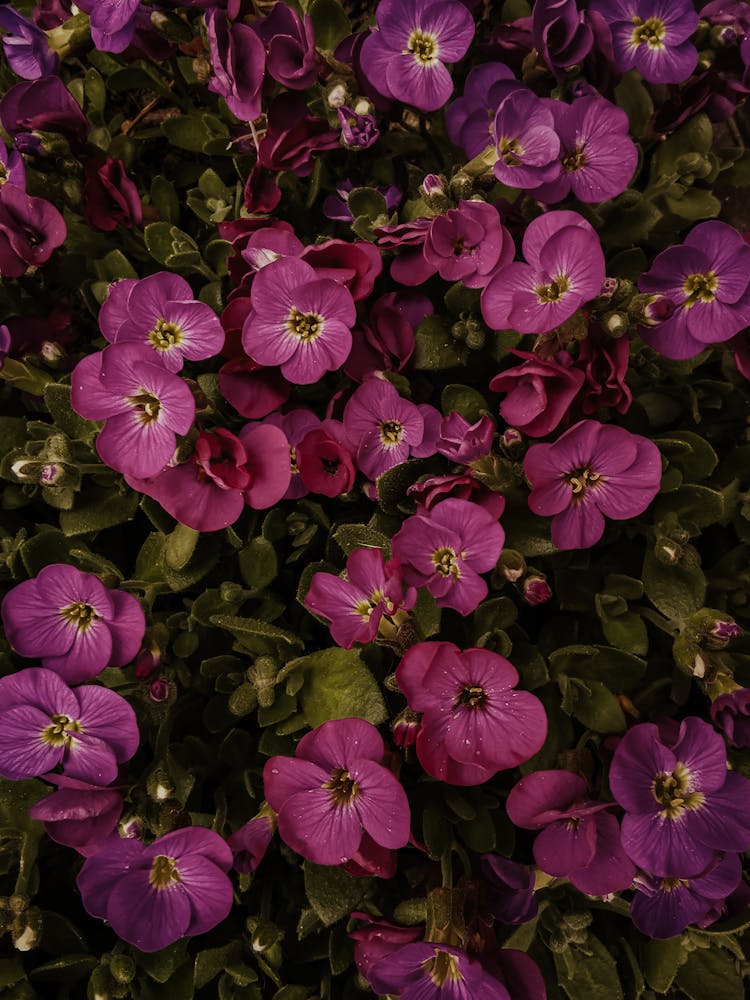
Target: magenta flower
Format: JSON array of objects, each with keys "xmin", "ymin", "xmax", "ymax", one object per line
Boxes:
[
  {"xmin": 0, "ymin": 6, "xmax": 58, "ymax": 79},
  {"xmin": 265, "ymin": 408, "xmax": 321, "ymax": 499},
  {"xmin": 523, "ymin": 420, "xmax": 662, "ymax": 550},
  {"xmin": 350, "ymin": 914, "xmax": 423, "ymax": 979},
  {"xmin": 392, "ymin": 499, "xmax": 505, "ymax": 615},
  {"xmin": 71, "ymin": 343, "xmax": 195, "ymax": 479},
  {"xmin": 29, "ymin": 775, "xmax": 123, "ymax": 857},
  {"xmin": 481, "ymin": 211, "xmax": 605, "ymax": 335},
  {"xmin": 534, "ymin": 96, "xmax": 638, "ymax": 204},
  {"xmin": 76, "ymin": 0, "xmax": 141, "ymax": 54},
  {"xmin": 257, "ymin": 93, "xmax": 340, "ymax": 178},
  {"xmin": 345, "ymin": 291, "xmax": 428, "ymax": 381},
  {"xmin": 99, "ymin": 273, "xmax": 225, "ymax": 372},
  {"xmin": 631, "ymin": 853, "xmax": 742, "ymax": 939},
  {"xmin": 218, "ymin": 356, "xmax": 291, "ymax": 420},
  {"xmin": 368, "ymin": 942, "xmax": 511, "ymax": 1000},
  {"xmin": 396, "ymin": 642, "xmax": 547, "ymax": 786},
  {"xmin": 446, "ymin": 62, "xmax": 520, "ymax": 159},
  {"xmin": 610, "ymin": 717, "xmax": 750, "ymax": 877},
  {"xmin": 493, "ymin": 88, "xmax": 561, "ymax": 191},
  {"xmin": 0, "ymin": 143, "xmax": 25, "ymax": 191},
  {"xmin": 83, "ymin": 155, "xmax": 142, "ymax": 232},
  {"xmin": 360, "ymin": 0, "xmax": 475, "ymax": 113},
  {"xmin": 343, "ymin": 379, "xmax": 426, "ymax": 480},
  {"xmin": 227, "ymin": 812, "xmax": 275, "ymax": 873},
  {"xmin": 0, "ymin": 668, "xmax": 139, "ymax": 785},
  {"xmin": 304, "ymin": 548, "xmax": 416, "ymax": 649},
  {"xmin": 590, "ymin": 0, "xmax": 698, "ymax": 84},
  {"xmin": 490, "ymin": 350, "xmax": 585, "ymax": 439},
  {"xmin": 263, "ymin": 718, "xmax": 411, "ymax": 866},
  {"xmin": 242, "ymin": 257, "xmax": 355, "ymax": 384},
  {"xmin": 297, "ymin": 420, "xmax": 357, "ymax": 497},
  {"xmin": 0, "ymin": 183, "xmax": 66, "ymax": 279},
  {"xmin": 436, "ymin": 412, "xmax": 494, "ymax": 464},
  {"xmin": 206, "ymin": 8, "xmax": 266, "ymax": 122},
  {"xmin": 77, "ymin": 827, "xmax": 233, "ymax": 952},
  {"xmin": 638, "ymin": 221, "xmax": 750, "ymax": 360},
  {"xmin": 506, "ymin": 770, "xmax": 636, "ymax": 896},
  {"xmin": 2, "ymin": 563, "xmax": 145, "ymax": 684},
  {"xmin": 711, "ymin": 688, "xmax": 750, "ymax": 749}
]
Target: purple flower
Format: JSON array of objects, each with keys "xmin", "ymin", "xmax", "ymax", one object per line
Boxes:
[
  {"xmin": 638, "ymin": 221, "xmax": 750, "ymax": 360},
  {"xmin": 323, "ymin": 180, "xmax": 402, "ymax": 223},
  {"xmin": 304, "ymin": 548, "xmax": 416, "ymax": 649},
  {"xmin": 631, "ymin": 853, "xmax": 743, "ymax": 939},
  {"xmin": 446, "ymin": 62, "xmax": 519, "ymax": 159},
  {"xmin": 590, "ymin": 0, "xmax": 698, "ymax": 84},
  {"xmin": 206, "ymin": 9, "xmax": 265, "ymax": 122},
  {"xmin": 345, "ymin": 290, "xmax": 427, "ymax": 382},
  {"xmin": 368, "ymin": 942, "xmax": 511, "ymax": 1000},
  {"xmin": 490, "ymin": 350, "xmax": 585, "ymax": 439},
  {"xmin": 506, "ymin": 770, "xmax": 636, "ymax": 895},
  {"xmin": 0, "ymin": 76, "xmax": 89, "ymax": 150},
  {"xmin": 481, "ymin": 211, "xmax": 605, "ymax": 335},
  {"xmin": 0, "ymin": 143, "xmax": 25, "ymax": 190},
  {"xmin": 227, "ymin": 812, "xmax": 275, "ymax": 873},
  {"xmin": 257, "ymin": 93, "xmax": 340, "ymax": 178},
  {"xmin": 83, "ymin": 155, "xmax": 142, "ymax": 232},
  {"xmin": 480, "ymin": 855, "xmax": 538, "ymax": 925},
  {"xmin": 71, "ymin": 343, "xmax": 195, "ymax": 479},
  {"xmin": 338, "ymin": 106, "xmax": 380, "ymax": 149},
  {"xmin": 0, "ymin": 324, "xmax": 10, "ymax": 368},
  {"xmin": 263, "ymin": 718, "xmax": 411, "ymax": 866},
  {"xmin": 392, "ymin": 499, "xmax": 505, "ymax": 615},
  {"xmin": 77, "ymin": 827, "xmax": 233, "ymax": 952},
  {"xmin": 99, "ymin": 273, "xmax": 225, "ymax": 372},
  {"xmin": 493, "ymin": 88, "xmax": 561, "ymax": 191},
  {"xmin": 242, "ymin": 257, "xmax": 355, "ymax": 384},
  {"xmin": 76, "ymin": 0, "xmax": 141, "ymax": 54},
  {"xmin": 360, "ymin": 0, "xmax": 475, "ymax": 113},
  {"xmin": 350, "ymin": 914, "xmax": 423, "ymax": 978},
  {"xmin": 2, "ymin": 563, "xmax": 145, "ymax": 684},
  {"xmin": 534, "ymin": 96, "xmax": 638, "ymax": 204},
  {"xmin": 264, "ymin": 408, "xmax": 321, "ymax": 499},
  {"xmin": 0, "ymin": 183, "xmax": 66, "ymax": 279},
  {"xmin": 29, "ymin": 775, "xmax": 123, "ymax": 857},
  {"xmin": 532, "ymin": 0, "xmax": 594, "ymax": 72},
  {"xmin": 523, "ymin": 419, "xmax": 662, "ymax": 550},
  {"xmin": 252, "ymin": 3, "xmax": 320, "ymax": 91},
  {"xmin": 711, "ymin": 688, "xmax": 750, "ymax": 748},
  {"xmin": 343, "ymin": 379, "xmax": 427, "ymax": 480},
  {"xmin": 396, "ymin": 642, "xmax": 547, "ymax": 786},
  {"xmin": 0, "ymin": 668, "xmax": 139, "ymax": 785},
  {"xmin": 0, "ymin": 6, "xmax": 58, "ymax": 79},
  {"xmin": 436, "ymin": 412, "xmax": 494, "ymax": 464},
  {"xmin": 610, "ymin": 717, "xmax": 750, "ymax": 877}
]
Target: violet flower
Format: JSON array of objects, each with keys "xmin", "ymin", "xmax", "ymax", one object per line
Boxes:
[
  {"xmin": 711, "ymin": 688, "xmax": 750, "ymax": 749},
  {"xmin": 304, "ymin": 547, "xmax": 416, "ymax": 649},
  {"xmin": 446, "ymin": 62, "xmax": 520, "ymax": 159},
  {"xmin": 77, "ymin": 827, "xmax": 234, "ymax": 952},
  {"xmin": 534, "ymin": 96, "xmax": 638, "ymax": 204},
  {"xmin": 523, "ymin": 419, "xmax": 662, "ymax": 550},
  {"xmin": 263, "ymin": 717, "xmax": 411, "ymax": 866},
  {"xmin": 360, "ymin": 0, "xmax": 475, "ymax": 113},
  {"xmin": 0, "ymin": 183, "xmax": 66, "ymax": 279},
  {"xmin": 29, "ymin": 775, "xmax": 123, "ymax": 857},
  {"xmin": 206, "ymin": 9, "xmax": 266, "ymax": 123},
  {"xmin": 480, "ymin": 854, "xmax": 538, "ymax": 925},
  {"xmin": 0, "ymin": 143, "xmax": 26, "ymax": 191},
  {"xmin": 638, "ymin": 221, "xmax": 750, "ymax": 360},
  {"xmin": 338, "ymin": 106, "xmax": 380, "ymax": 149},
  {"xmin": 0, "ymin": 668, "xmax": 139, "ymax": 785},
  {"xmin": 242, "ymin": 257, "xmax": 355, "ymax": 384},
  {"xmin": 631, "ymin": 853, "xmax": 743, "ymax": 939},
  {"xmin": 506, "ymin": 769, "xmax": 636, "ymax": 895},
  {"xmin": 436, "ymin": 412, "xmax": 494, "ymax": 464},
  {"xmin": 610, "ymin": 717, "xmax": 750, "ymax": 877},
  {"xmin": 396, "ymin": 642, "xmax": 547, "ymax": 786},
  {"xmin": 532, "ymin": 0, "xmax": 593, "ymax": 72},
  {"xmin": 492, "ymin": 88, "xmax": 561, "ymax": 191},
  {"xmin": 71, "ymin": 343, "xmax": 195, "ymax": 479},
  {"xmin": 343, "ymin": 378, "xmax": 427, "ymax": 480},
  {"xmin": 99, "ymin": 273, "xmax": 225, "ymax": 372},
  {"xmin": 350, "ymin": 914, "xmax": 423, "ymax": 978},
  {"xmin": 480, "ymin": 211, "xmax": 605, "ymax": 335},
  {"xmin": 253, "ymin": 3, "xmax": 320, "ymax": 91},
  {"xmin": 590, "ymin": 0, "xmax": 698, "ymax": 83},
  {"xmin": 2, "ymin": 563, "xmax": 145, "ymax": 684},
  {"xmin": 257, "ymin": 93, "xmax": 340, "ymax": 177},
  {"xmin": 0, "ymin": 76, "xmax": 89, "ymax": 149},
  {"xmin": 367, "ymin": 942, "xmax": 511, "ymax": 999},
  {"xmin": 264, "ymin": 408, "xmax": 321, "ymax": 499},
  {"xmin": 0, "ymin": 5, "xmax": 58, "ymax": 79},
  {"xmin": 76, "ymin": 0, "xmax": 141, "ymax": 54},
  {"xmin": 344, "ymin": 290, "xmax": 428, "ymax": 382},
  {"xmin": 392, "ymin": 498, "xmax": 505, "ymax": 615},
  {"xmin": 227, "ymin": 812, "xmax": 275, "ymax": 874}
]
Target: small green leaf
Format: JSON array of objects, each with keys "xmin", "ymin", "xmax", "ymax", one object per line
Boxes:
[
  {"xmin": 293, "ymin": 647, "xmax": 387, "ymax": 727},
  {"xmin": 304, "ymin": 863, "xmax": 372, "ymax": 926},
  {"xmin": 643, "ymin": 549, "xmax": 706, "ymax": 622}
]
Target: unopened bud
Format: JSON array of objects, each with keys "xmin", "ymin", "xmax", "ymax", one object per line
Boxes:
[
  {"xmin": 630, "ymin": 293, "xmax": 676, "ymax": 327},
  {"xmin": 522, "ymin": 573, "xmax": 552, "ymax": 606},
  {"xmin": 602, "ymin": 311, "xmax": 629, "ymax": 337},
  {"xmin": 12, "ymin": 906, "xmax": 42, "ymax": 951},
  {"xmin": 498, "ymin": 549, "xmax": 526, "ymax": 583},
  {"xmin": 149, "ymin": 678, "xmax": 170, "ymax": 702},
  {"xmin": 327, "ymin": 82, "xmax": 348, "ymax": 108},
  {"xmin": 421, "ymin": 173, "xmax": 445, "ymax": 199},
  {"xmin": 109, "ymin": 955, "xmax": 136, "ymax": 985},
  {"xmin": 392, "ymin": 708, "xmax": 420, "ymax": 748}
]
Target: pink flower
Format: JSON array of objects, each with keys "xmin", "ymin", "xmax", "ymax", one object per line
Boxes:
[
  {"xmin": 297, "ymin": 420, "xmax": 357, "ymax": 497},
  {"xmin": 301, "ymin": 239, "xmax": 383, "ymax": 303},
  {"xmin": 263, "ymin": 718, "xmax": 411, "ymax": 866},
  {"xmin": 490, "ymin": 350, "xmax": 585, "ymax": 438},
  {"xmin": 344, "ymin": 291, "xmax": 430, "ymax": 382},
  {"xmin": 407, "ymin": 472, "xmax": 507, "ymax": 519},
  {"xmin": 576, "ymin": 327, "xmax": 632, "ymax": 415},
  {"xmin": 227, "ymin": 812, "xmax": 275, "ymax": 873},
  {"xmin": 304, "ymin": 548, "xmax": 416, "ymax": 648},
  {"xmin": 436, "ymin": 412, "xmax": 495, "ymax": 463},
  {"xmin": 396, "ymin": 643, "xmax": 548, "ymax": 785},
  {"xmin": 344, "ymin": 379, "xmax": 427, "ymax": 480},
  {"xmin": 218, "ymin": 358, "xmax": 290, "ymax": 420},
  {"xmin": 523, "ymin": 419, "xmax": 662, "ymax": 550},
  {"xmin": 242, "ymin": 257, "xmax": 356, "ymax": 384},
  {"xmin": 392, "ymin": 499, "xmax": 505, "ymax": 615},
  {"xmin": 265, "ymin": 408, "xmax": 321, "ymax": 499}
]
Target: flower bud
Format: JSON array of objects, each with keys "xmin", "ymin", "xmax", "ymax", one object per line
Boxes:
[
  {"xmin": 522, "ymin": 573, "xmax": 552, "ymax": 606},
  {"xmin": 630, "ymin": 293, "xmax": 676, "ymax": 327},
  {"xmin": 420, "ymin": 173, "xmax": 446, "ymax": 199},
  {"xmin": 12, "ymin": 906, "xmax": 42, "ymax": 951},
  {"xmin": 498, "ymin": 549, "xmax": 526, "ymax": 583},
  {"xmin": 109, "ymin": 955, "xmax": 136, "ymax": 985},
  {"xmin": 326, "ymin": 82, "xmax": 348, "ymax": 108},
  {"xmin": 391, "ymin": 708, "xmax": 420, "ymax": 748},
  {"xmin": 602, "ymin": 311, "xmax": 629, "ymax": 337},
  {"xmin": 149, "ymin": 678, "xmax": 170, "ymax": 702},
  {"xmin": 499, "ymin": 427, "xmax": 524, "ymax": 456}
]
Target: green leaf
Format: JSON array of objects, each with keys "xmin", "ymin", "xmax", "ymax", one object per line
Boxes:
[
  {"xmin": 676, "ymin": 946, "xmax": 744, "ymax": 1000},
  {"xmin": 29, "ymin": 956, "xmax": 96, "ymax": 983},
  {"xmin": 642, "ymin": 936, "xmax": 686, "ymax": 993},
  {"xmin": 59, "ymin": 487, "xmax": 139, "ymax": 536},
  {"xmin": 613, "ymin": 70, "xmax": 653, "ymax": 137},
  {"xmin": 441, "ymin": 384, "xmax": 490, "ymax": 423},
  {"xmin": 239, "ymin": 537, "xmax": 278, "ymax": 591},
  {"xmin": 554, "ymin": 935, "xmax": 624, "ymax": 1000},
  {"xmin": 309, "ymin": 0, "xmax": 350, "ymax": 49},
  {"xmin": 195, "ymin": 945, "xmax": 243, "ymax": 989},
  {"xmin": 293, "ymin": 647, "xmax": 387, "ymax": 727},
  {"xmin": 134, "ymin": 941, "xmax": 189, "ymax": 984},
  {"xmin": 559, "ymin": 676, "xmax": 626, "ymax": 733},
  {"xmin": 413, "ymin": 316, "xmax": 467, "ymax": 370},
  {"xmin": 655, "ymin": 431, "xmax": 718, "ymax": 483},
  {"xmin": 43, "ymin": 384, "xmax": 91, "ymax": 439},
  {"xmin": 304, "ymin": 863, "xmax": 372, "ymax": 926},
  {"xmin": 642, "ymin": 549, "xmax": 706, "ymax": 622},
  {"xmin": 346, "ymin": 187, "xmax": 387, "ymax": 221},
  {"xmin": 210, "ymin": 615, "xmax": 303, "ymax": 655},
  {"xmin": 331, "ymin": 522, "xmax": 390, "ymax": 557},
  {"xmin": 549, "ymin": 645, "xmax": 646, "ymax": 692}
]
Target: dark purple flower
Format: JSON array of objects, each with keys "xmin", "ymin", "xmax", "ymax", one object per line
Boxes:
[
  {"xmin": 532, "ymin": 0, "xmax": 593, "ymax": 72},
  {"xmin": 368, "ymin": 942, "xmax": 511, "ymax": 999},
  {"xmin": 77, "ymin": 827, "xmax": 234, "ymax": 952},
  {"xmin": 350, "ymin": 914, "xmax": 423, "ymax": 978},
  {"xmin": 83, "ymin": 155, "xmax": 142, "ymax": 232},
  {"xmin": 631, "ymin": 853, "xmax": 743, "ymax": 938},
  {"xmin": 396, "ymin": 642, "xmax": 547, "ymax": 786},
  {"xmin": 590, "ymin": 0, "xmax": 698, "ymax": 84},
  {"xmin": 0, "ymin": 183, "xmax": 66, "ymax": 278},
  {"xmin": 29, "ymin": 775, "xmax": 123, "ymax": 857},
  {"xmin": 0, "ymin": 668, "xmax": 139, "ymax": 785},
  {"xmin": 0, "ymin": 324, "xmax": 10, "ymax": 368},
  {"xmin": 522, "ymin": 574, "xmax": 553, "ymax": 605},
  {"xmin": 33, "ymin": 0, "xmax": 73, "ymax": 30},
  {"xmin": 2, "ymin": 563, "xmax": 145, "ymax": 684},
  {"xmin": 0, "ymin": 5, "xmax": 58, "ymax": 79},
  {"xmin": 576, "ymin": 327, "xmax": 632, "ymax": 415},
  {"xmin": 0, "ymin": 76, "xmax": 89, "ymax": 149},
  {"xmin": 610, "ymin": 717, "xmax": 750, "ymax": 877},
  {"xmin": 227, "ymin": 812, "xmax": 275, "ymax": 873},
  {"xmin": 71, "ymin": 343, "xmax": 196, "ymax": 479},
  {"xmin": 638, "ymin": 221, "xmax": 750, "ymax": 360},
  {"xmin": 493, "ymin": 88, "xmax": 561, "ymax": 191},
  {"xmin": 344, "ymin": 290, "xmax": 427, "ymax": 381},
  {"xmin": 206, "ymin": 9, "xmax": 265, "ymax": 122},
  {"xmin": 523, "ymin": 419, "xmax": 662, "ymax": 550},
  {"xmin": 297, "ymin": 420, "xmax": 357, "ymax": 497},
  {"xmin": 253, "ymin": 3, "xmax": 320, "ymax": 90},
  {"xmin": 480, "ymin": 854, "xmax": 538, "ymax": 925},
  {"xmin": 360, "ymin": 0, "xmax": 475, "ymax": 113},
  {"xmin": 446, "ymin": 62, "xmax": 520, "ymax": 158},
  {"xmin": 338, "ymin": 105, "xmax": 380, "ymax": 149},
  {"xmin": 711, "ymin": 689, "xmax": 750, "ymax": 749},
  {"xmin": 507, "ymin": 770, "xmax": 636, "ymax": 895},
  {"xmin": 75, "ymin": 0, "xmax": 140, "ymax": 54},
  {"xmin": 258, "ymin": 93, "xmax": 340, "ymax": 178},
  {"xmin": 490, "ymin": 350, "xmax": 585, "ymax": 439},
  {"xmin": 263, "ymin": 718, "xmax": 411, "ymax": 866}
]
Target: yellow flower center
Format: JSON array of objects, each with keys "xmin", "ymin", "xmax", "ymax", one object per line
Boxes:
[
  {"xmin": 562, "ymin": 146, "xmax": 587, "ymax": 172},
  {"xmin": 422, "ymin": 950, "xmax": 465, "ymax": 987},
  {"xmin": 41, "ymin": 714, "xmax": 82, "ymax": 747},
  {"xmin": 535, "ymin": 274, "xmax": 570, "ymax": 303},
  {"xmin": 407, "ymin": 29, "xmax": 438, "ymax": 66},
  {"xmin": 683, "ymin": 271, "xmax": 718, "ymax": 307},
  {"xmin": 631, "ymin": 15, "xmax": 666, "ymax": 48},
  {"xmin": 455, "ymin": 685, "xmax": 488, "ymax": 710},
  {"xmin": 60, "ymin": 601, "xmax": 98, "ymax": 633},
  {"xmin": 431, "ymin": 546, "xmax": 460, "ymax": 579},
  {"xmin": 148, "ymin": 318, "xmax": 183, "ymax": 352},
  {"xmin": 565, "ymin": 466, "xmax": 603, "ymax": 501},
  {"xmin": 324, "ymin": 768, "xmax": 359, "ymax": 807},
  {"xmin": 286, "ymin": 307, "xmax": 324, "ymax": 342},
  {"xmin": 651, "ymin": 762, "xmax": 705, "ymax": 820},
  {"xmin": 498, "ymin": 136, "xmax": 523, "ymax": 167},
  {"xmin": 149, "ymin": 855, "xmax": 181, "ymax": 889},
  {"xmin": 128, "ymin": 389, "xmax": 162, "ymax": 424},
  {"xmin": 379, "ymin": 420, "xmax": 404, "ymax": 446}
]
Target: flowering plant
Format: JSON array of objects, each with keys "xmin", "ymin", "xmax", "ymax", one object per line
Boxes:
[{"xmin": 1, "ymin": 0, "xmax": 750, "ymax": 996}]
